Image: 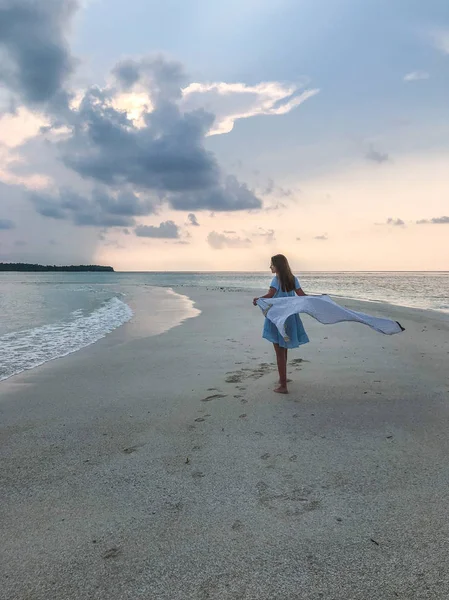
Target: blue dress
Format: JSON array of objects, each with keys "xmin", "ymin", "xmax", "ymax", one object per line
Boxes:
[{"xmin": 262, "ymin": 276, "xmax": 310, "ymax": 349}]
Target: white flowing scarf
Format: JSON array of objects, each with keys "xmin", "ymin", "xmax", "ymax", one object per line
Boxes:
[{"xmin": 257, "ymin": 295, "xmax": 404, "ymax": 342}]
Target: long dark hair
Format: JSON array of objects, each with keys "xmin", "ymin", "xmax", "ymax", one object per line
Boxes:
[{"xmin": 271, "ymin": 254, "xmax": 295, "ymax": 292}]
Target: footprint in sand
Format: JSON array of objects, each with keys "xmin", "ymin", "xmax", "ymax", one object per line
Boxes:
[
  {"xmin": 103, "ymin": 547, "xmax": 121, "ymax": 559},
  {"xmin": 194, "ymin": 417, "xmax": 206, "ymax": 422},
  {"xmin": 225, "ymin": 373, "xmax": 244, "ymax": 383},
  {"xmin": 122, "ymin": 446, "xmax": 138, "ymax": 454},
  {"xmin": 261, "ymin": 453, "xmax": 270, "ymax": 460},
  {"xmin": 290, "ymin": 359, "xmax": 303, "ymax": 366},
  {"xmin": 192, "ymin": 471, "xmax": 205, "ymax": 479},
  {"xmin": 231, "ymin": 520, "xmax": 244, "ymax": 531},
  {"xmin": 239, "ymin": 414, "xmax": 247, "ymax": 419},
  {"xmin": 255, "ymin": 481, "xmax": 321, "ymax": 516},
  {"xmin": 201, "ymin": 393, "xmax": 227, "ymax": 402}
]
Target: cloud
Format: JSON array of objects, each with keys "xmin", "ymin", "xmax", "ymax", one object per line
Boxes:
[
  {"xmin": 0, "ymin": 141, "xmax": 51, "ymax": 188},
  {"xmin": 416, "ymin": 216, "xmax": 449, "ymax": 225},
  {"xmin": 187, "ymin": 213, "xmax": 200, "ymax": 226},
  {"xmin": 30, "ymin": 187, "xmax": 154, "ymax": 226},
  {"xmin": 314, "ymin": 235, "xmax": 328, "ymax": 240},
  {"xmin": 0, "ymin": 0, "xmax": 78, "ymax": 108},
  {"xmin": 0, "ymin": 218, "xmax": 15, "ymax": 230},
  {"xmin": 387, "ymin": 218, "xmax": 405, "ymax": 227},
  {"xmin": 365, "ymin": 146, "xmax": 390, "ymax": 164},
  {"xmin": 135, "ymin": 220, "xmax": 180, "ymax": 238},
  {"xmin": 55, "ymin": 60, "xmax": 262, "ymax": 213},
  {"xmin": 0, "ymin": 107, "xmax": 48, "ymax": 147},
  {"xmin": 1, "ymin": 7, "xmax": 325, "ymax": 223},
  {"xmin": 182, "ymin": 81, "xmax": 320, "ymax": 135},
  {"xmin": 169, "ymin": 175, "xmax": 261, "ymax": 211},
  {"xmin": 207, "ymin": 231, "xmax": 252, "ymax": 249},
  {"xmin": 432, "ymin": 28, "xmax": 449, "ymax": 55},
  {"xmin": 403, "ymin": 71, "xmax": 430, "ymax": 82}
]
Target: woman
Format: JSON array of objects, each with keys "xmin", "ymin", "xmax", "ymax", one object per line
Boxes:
[{"xmin": 253, "ymin": 254, "xmax": 309, "ymax": 394}]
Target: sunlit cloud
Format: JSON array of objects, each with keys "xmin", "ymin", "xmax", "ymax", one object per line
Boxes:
[
  {"xmin": 182, "ymin": 82, "xmax": 319, "ymax": 135},
  {"xmin": 109, "ymin": 80, "xmax": 319, "ymax": 136}
]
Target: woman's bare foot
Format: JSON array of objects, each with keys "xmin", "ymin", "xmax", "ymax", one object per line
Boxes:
[{"xmin": 274, "ymin": 386, "xmax": 288, "ymax": 394}]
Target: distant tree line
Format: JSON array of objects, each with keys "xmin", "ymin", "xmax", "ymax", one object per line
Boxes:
[{"xmin": 0, "ymin": 263, "xmax": 114, "ymax": 272}]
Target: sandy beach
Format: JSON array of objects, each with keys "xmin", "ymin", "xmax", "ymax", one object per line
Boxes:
[{"xmin": 1, "ymin": 288, "xmax": 449, "ymax": 600}]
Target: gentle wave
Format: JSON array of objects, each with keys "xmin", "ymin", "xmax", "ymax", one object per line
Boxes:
[{"xmin": 0, "ymin": 297, "xmax": 133, "ymax": 382}]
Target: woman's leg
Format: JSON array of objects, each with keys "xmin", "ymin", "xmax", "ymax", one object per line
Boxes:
[
  {"xmin": 273, "ymin": 343, "xmax": 288, "ymax": 394},
  {"xmin": 278, "ymin": 348, "xmax": 291, "ymax": 384}
]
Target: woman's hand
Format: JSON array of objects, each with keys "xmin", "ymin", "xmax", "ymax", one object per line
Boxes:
[{"xmin": 252, "ymin": 297, "xmax": 259, "ymax": 306}]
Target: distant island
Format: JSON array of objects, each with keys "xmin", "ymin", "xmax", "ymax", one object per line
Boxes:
[{"xmin": 0, "ymin": 263, "xmax": 114, "ymax": 272}]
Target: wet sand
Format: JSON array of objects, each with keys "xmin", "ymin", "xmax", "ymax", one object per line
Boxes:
[{"xmin": 1, "ymin": 289, "xmax": 449, "ymax": 599}]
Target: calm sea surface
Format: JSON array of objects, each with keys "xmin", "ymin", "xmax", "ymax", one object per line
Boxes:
[{"xmin": 1, "ymin": 271, "xmax": 447, "ymax": 381}]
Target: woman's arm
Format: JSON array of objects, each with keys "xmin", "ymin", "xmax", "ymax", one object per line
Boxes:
[
  {"xmin": 295, "ymin": 288, "xmax": 307, "ymax": 296},
  {"xmin": 253, "ymin": 287, "xmax": 276, "ymax": 306}
]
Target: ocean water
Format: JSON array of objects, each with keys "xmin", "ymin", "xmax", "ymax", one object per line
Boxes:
[
  {"xmin": 0, "ymin": 272, "xmax": 199, "ymax": 382},
  {"xmin": 0, "ymin": 271, "xmax": 447, "ymax": 382},
  {"xmin": 137, "ymin": 271, "xmax": 449, "ymax": 313}
]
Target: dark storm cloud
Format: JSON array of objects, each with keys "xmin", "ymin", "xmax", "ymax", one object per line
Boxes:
[
  {"xmin": 30, "ymin": 188, "xmax": 155, "ymax": 227},
  {"xmin": 365, "ymin": 146, "xmax": 390, "ymax": 164},
  {"xmin": 61, "ymin": 86, "xmax": 218, "ymax": 191},
  {"xmin": 169, "ymin": 176, "xmax": 261, "ymax": 211},
  {"xmin": 134, "ymin": 221, "xmax": 180, "ymax": 238},
  {"xmin": 416, "ymin": 216, "xmax": 449, "ymax": 225},
  {"xmin": 56, "ymin": 58, "xmax": 262, "ymax": 213},
  {"xmin": 0, "ymin": 0, "xmax": 78, "ymax": 108},
  {"xmin": 187, "ymin": 213, "xmax": 200, "ymax": 226},
  {"xmin": 0, "ymin": 218, "xmax": 15, "ymax": 230},
  {"xmin": 1, "ymin": 10, "xmax": 262, "ymax": 218}
]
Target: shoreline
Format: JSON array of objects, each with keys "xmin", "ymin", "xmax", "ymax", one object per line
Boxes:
[
  {"xmin": 1, "ymin": 288, "xmax": 448, "ymax": 389},
  {"xmin": 1, "ymin": 288, "xmax": 449, "ymax": 598},
  {"xmin": 0, "ymin": 286, "xmax": 199, "ymax": 385},
  {"xmin": 1, "ymin": 289, "xmax": 448, "ymax": 389}
]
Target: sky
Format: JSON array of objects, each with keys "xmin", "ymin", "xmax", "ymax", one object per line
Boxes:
[{"xmin": 0, "ymin": 0, "xmax": 448, "ymax": 271}]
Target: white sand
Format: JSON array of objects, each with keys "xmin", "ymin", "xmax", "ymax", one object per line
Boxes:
[{"xmin": 1, "ymin": 289, "xmax": 449, "ymax": 599}]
